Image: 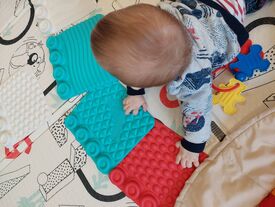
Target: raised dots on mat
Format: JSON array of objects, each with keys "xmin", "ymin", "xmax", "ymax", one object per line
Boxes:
[{"xmin": 109, "ymin": 120, "xmax": 208, "ymax": 207}]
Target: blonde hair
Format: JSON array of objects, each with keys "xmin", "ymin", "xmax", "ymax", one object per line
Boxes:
[{"xmin": 91, "ymin": 4, "xmax": 192, "ymax": 88}]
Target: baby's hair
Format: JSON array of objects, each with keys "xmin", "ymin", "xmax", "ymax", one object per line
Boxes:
[{"xmin": 91, "ymin": 4, "xmax": 192, "ymax": 88}]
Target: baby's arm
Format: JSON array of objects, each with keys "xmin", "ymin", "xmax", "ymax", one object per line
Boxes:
[
  {"xmin": 180, "ymin": 89, "xmax": 212, "ymax": 153},
  {"xmin": 177, "ymin": 82, "xmax": 212, "ymax": 168},
  {"xmin": 123, "ymin": 86, "xmax": 148, "ymax": 115},
  {"xmin": 168, "ymin": 65, "xmax": 213, "ymax": 168}
]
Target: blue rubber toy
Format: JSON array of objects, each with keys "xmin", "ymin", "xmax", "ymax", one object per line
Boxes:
[
  {"xmin": 46, "ymin": 14, "xmax": 117, "ymax": 100},
  {"xmin": 47, "ymin": 15, "xmax": 155, "ymax": 174},
  {"xmin": 229, "ymin": 45, "xmax": 270, "ymax": 81}
]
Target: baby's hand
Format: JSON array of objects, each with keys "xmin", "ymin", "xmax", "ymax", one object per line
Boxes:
[
  {"xmin": 175, "ymin": 142, "xmax": 200, "ymax": 168},
  {"xmin": 123, "ymin": 95, "xmax": 148, "ymax": 115}
]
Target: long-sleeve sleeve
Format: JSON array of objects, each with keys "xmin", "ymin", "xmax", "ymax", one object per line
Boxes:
[
  {"xmin": 168, "ymin": 57, "xmax": 213, "ymax": 153},
  {"xmin": 162, "ymin": 0, "xmax": 241, "ymax": 153}
]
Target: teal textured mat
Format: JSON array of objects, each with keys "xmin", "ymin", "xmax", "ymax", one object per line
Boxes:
[
  {"xmin": 65, "ymin": 83, "xmax": 154, "ymax": 174},
  {"xmin": 47, "ymin": 15, "xmax": 155, "ymax": 174},
  {"xmin": 46, "ymin": 14, "xmax": 117, "ymax": 100}
]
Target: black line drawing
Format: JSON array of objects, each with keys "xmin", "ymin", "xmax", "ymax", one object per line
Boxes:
[
  {"xmin": 211, "ymin": 121, "xmax": 226, "ymax": 142},
  {"xmin": 48, "ymin": 100, "xmax": 81, "ymax": 147},
  {"xmin": 43, "ymin": 81, "xmax": 57, "ymax": 96},
  {"xmin": 243, "ymin": 79, "xmax": 275, "ymax": 93},
  {"xmin": 38, "ymin": 159, "xmax": 75, "ymax": 201},
  {"xmin": 70, "ymin": 140, "xmax": 87, "ymax": 171},
  {"xmin": 14, "ymin": 0, "xmax": 28, "ymax": 17},
  {"xmin": 69, "ymin": 94, "xmax": 84, "ymax": 103},
  {"xmin": 0, "ymin": 0, "xmax": 34, "ymax": 45},
  {"xmin": 0, "ymin": 165, "xmax": 30, "ymax": 199},
  {"xmin": 51, "ymin": 94, "xmax": 84, "ymax": 115},
  {"xmin": 59, "ymin": 205, "xmax": 85, "ymax": 207},
  {"xmin": 263, "ymin": 93, "xmax": 275, "ymax": 108},
  {"xmin": 246, "ymin": 17, "xmax": 275, "ymax": 33},
  {"xmin": 49, "ymin": 114, "xmax": 69, "ymax": 147},
  {"xmin": 9, "ymin": 37, "xmax": 46, "ymax": 78},
  {"xmin": 76, "ymin": 169, "xmax": 125, "ymax": 202},
  {"xmin": 265, "ymin": 45, "xmax": 275, "ymax": 67}
]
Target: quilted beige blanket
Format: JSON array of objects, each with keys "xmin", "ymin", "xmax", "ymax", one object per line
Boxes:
[{"xmin": 175, "ymin": 107, "xmax": 275, "ymax": 207}]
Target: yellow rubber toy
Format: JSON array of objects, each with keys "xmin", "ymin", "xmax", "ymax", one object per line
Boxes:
[{"xmin": 213, "ymin": 78, "xmax": 247, "ymax": 115}]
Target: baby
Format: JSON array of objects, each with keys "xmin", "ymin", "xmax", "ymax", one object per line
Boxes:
[{"xmin": 91, "ymin": 0, "xmax": 266, "ymax": 168}]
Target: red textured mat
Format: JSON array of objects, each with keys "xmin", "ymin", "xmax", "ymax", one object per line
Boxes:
[
  {"xmin": 109, "ymin": 120, "xmax": 208, "ymax": 207},
  {"xmin": 259, "ymin": 189, "xmax": 275, "ymax": 207}
]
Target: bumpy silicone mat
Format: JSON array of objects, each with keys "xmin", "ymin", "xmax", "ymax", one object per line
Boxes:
[
  {"xmin": 46, "ymin": 14, "xmax": 117, "ymax": 100},
  {"xmin": 0, "ymin": 70, "xmax": 49, "ymax": 148},
  {"xmin": 65, "ymin": 83, "xmax": 155, "ymax": 174},
  {"xmin": 109, "ymin": 120, "xmax": 208, "ymax": 207},
  {"xmin": 47, "ymin": 14, "xmax": 155, "ymax": 174}
]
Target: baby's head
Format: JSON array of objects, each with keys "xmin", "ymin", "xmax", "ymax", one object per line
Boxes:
[{"xmin": 91, "ymin": 4, "xmax": 192, "ymax": 88}]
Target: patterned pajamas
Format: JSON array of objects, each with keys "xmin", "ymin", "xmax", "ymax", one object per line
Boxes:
[{"xmin": 160, "ymin": 0, "xmax": 243, "ymax": 152}]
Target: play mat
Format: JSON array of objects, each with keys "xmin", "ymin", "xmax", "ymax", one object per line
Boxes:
[{"xmin": 0, "ymin": 0, "xmax": 274, "ymax": 207}]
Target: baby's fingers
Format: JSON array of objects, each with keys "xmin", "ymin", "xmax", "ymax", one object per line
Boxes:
[
  {"xmin": 181, "ymin": 159, "xmax": 187, "ymax": 168},
  {"xmin": 123, "ymin": 104, "xmax": 129, "ymax": 111},
  {"xmin": 193, "ymin": 160, "xmax": 199, "ymax": 168},
  {"xmin": 176, "ymin": 152, "xmax": 182, "ymax": 164},
  {"xmin": 123, "ymin": 99, "xmax": 127, "ymax": 105},
  {"xmin": 142, "ymin": 102, "xmax": 148, "ymax": 112},
  {"xmin": 175, "ymin": 141, "xmax": 181, "ymax": 148},
  {"xmin": 132, "ymin": 108, "xmax": 139, "ymax": 115},
  {"xmin": 186, "ymin": 160, "xmax": 192, "ymax": 168},
  {"xmin": 124, "ymin": 105, "xmax": 133, "ymax": 115}
]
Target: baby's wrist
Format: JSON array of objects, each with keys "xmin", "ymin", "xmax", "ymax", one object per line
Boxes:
[
  {"xmin": 126, "ymin": 86, "xmax": 145, "ymax": 96},
  {"xmin": 181, "ymin": 139, "xmax": 206, "ymax": 153}
]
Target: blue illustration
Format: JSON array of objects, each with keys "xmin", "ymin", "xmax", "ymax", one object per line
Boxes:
[
  {"xmin": 176, "ymin": 5, "xmax": 202, "ymax": 19},
  {"xmin": 180, "ymin": 0, "xmax": 197, "ymax": 9},
  {"xmin": 182, "ymin": 68, "xmax": 211, "ymax": 90},
  {"xmin": 176, "ymin": 6, "xmax": 192, "ymax": 15},
  {"xmin": 197, "ymin": 48, "xmax": 211, "ymax": 60},
  {"xmin": 184, "ymin": 116, "xmax": 205, "ymax": 132},
  {"xmin": 192, "ymin": 9, "xmax": 203, "ymax": 19},
  {"xmin": 200, "ymin": 4, "xmax": 214, "ymax": 18},
  {"xmin": 216, "ymin": 11, "xmax": 222, "ymax": 17},
  {"xmin": 211, "ymin": 51, "xmax": 226, "ymax": 68}
]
